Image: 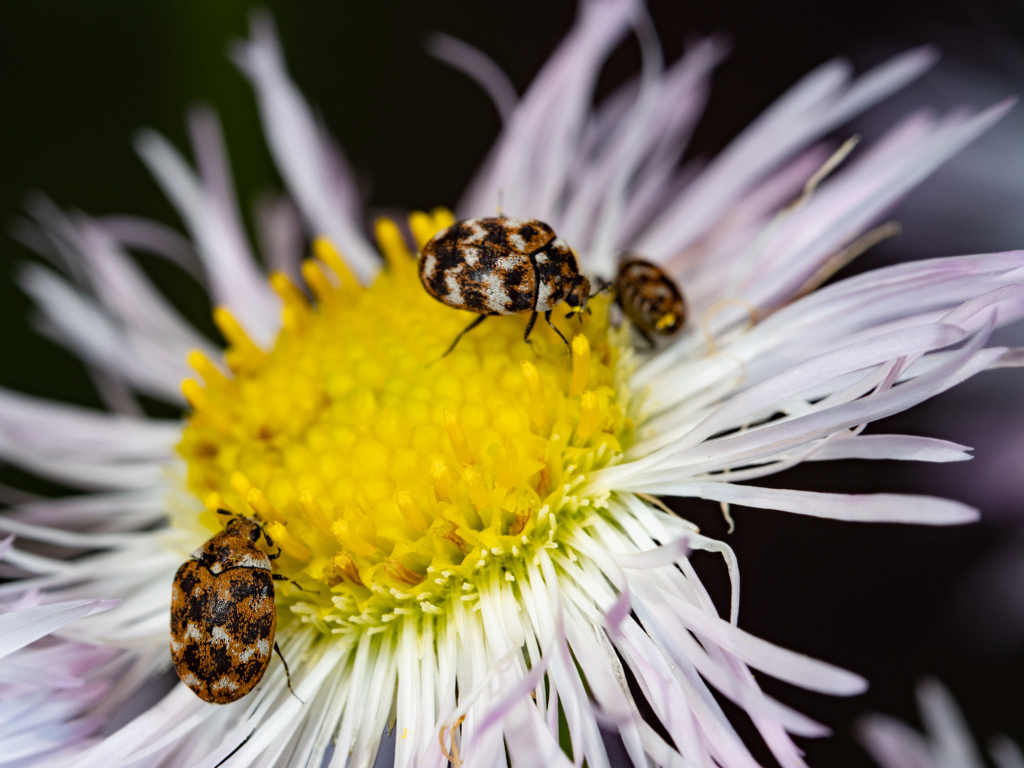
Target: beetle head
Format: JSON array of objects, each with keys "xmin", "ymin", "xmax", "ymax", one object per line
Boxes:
[
  {"xmin": 564, "ymin": 275, "xmax": 592, "ymax": 320},
  {"xmin": 226, "ymin": 516, "xmax": 263, "ymax": 542}
]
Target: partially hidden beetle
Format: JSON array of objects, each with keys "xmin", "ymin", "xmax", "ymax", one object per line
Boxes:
[
  {"xmin": 418, "ymin": 217, "xmax": 592, "ymax": 356},
  {"xmin": 614, "ymin": 256, "xmax": 686, "ymax": 346},
  {"xmin": 171, "ymin": 511, "xmax": 296, "ymax": 704}
]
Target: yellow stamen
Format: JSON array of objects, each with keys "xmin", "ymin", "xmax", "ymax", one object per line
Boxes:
[
  {"xmin": 230, "ymin": 471, "xmax": 254, "ymax": 501},
  {"xmin": 520, "ymin": 361, "xmax": 547, "ymax": 430},
  {"xmin": 577, "ymin": 391, "xmax": 600, "ymax": 441},
  {"xmin": 395, "ymin": 490, "xmax": 428, "ymax": 531},
  {"xmin": 509, "ymin": 507, "xmax": 531, "ymax": 536},
  {"xmin": 246, "ymin": 487, "xmax": 286, "ymax": 524},
  {"xmin": 384, "ymin": 557, "xmax": 424, "ymax": 585},
  {"xmin": 213, "ymin": 307, "xmax": 266, "ymax": 373},
  {"xmin": 462, "ymin": 467, "xmax": 489, "ymax": 511},
  {"xmin": 331, "ymin": 519, "xmax": 377, "ymax": 557},
  {"xmin": 332, "ymin": 552, "xmax": 364, "ymax": 586},
  {"xmin": 270, "ymin": 272, "xmax": 310, "ymax": 332},
  {"xmin": 312, "ymin": 236, "xmax": 360, "ymax": 292},
  {"xmin": 299, "ymin": 489, "xmax": 334, "ymax": 537},
  {"xmin": 301, "ymin": 259, "xmax": 339, "ymax": 307},
  {"xmin": 570, "ymin": 335, "xmax": 591, "ymax": 395},
  {"xmin": 408, "ymin": 210, "xmax": 436, "ymax": 251},
  {"xmin": 188, "ymin": 350, "xmax": 233, "ymax": 391},
  {"xmin": 266, "ymin": 521, "xmax": 311, "ymax": 562},
  {"xmin": 270, "ymin": 272, "xmax": 308, "ymax": 309},
  {"xmin": 181, "ymin": 379, "xmax": 233, "ymax": 433},
  {"xmin": 444, "ymin": 410, "xmax": 474, "ymax": 465},
  {"xmin": 431, "ymin": 207, "xmax": 455, "ymax": 230},
  {"xmin": 431, "ymin": 459, "xmax": 452, "ymax": 502},
  {"xmin": 497, "ymin": 440, "xmax": 519, "ymax": 489},
  {"xmin": 204, "ymin": 492, "xmax": 225, "ymax": 513},
  {"xmin": 375, "ymin": 218, "xmax": 411, "ymax": 271}
]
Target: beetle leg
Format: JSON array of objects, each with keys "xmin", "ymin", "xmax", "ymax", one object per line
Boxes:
[
  {"xmin": 274, "ymin": 642, "xmax": 303, "ymax": 703},
  {"xmin": 525, "ymin": 251, "xmax": 544, "ymax": 344},
  {"xmin": 523, "ymin": 311, "xmax": 538, "ymax": 342},
  {"xmin": 260, "ymin": 529, "xmax": 283, "ymax": 560},
  {"xmin": 544, "ymin": 310, "xmax": 572, "ymax": 355},
  {"xmin": 215, "ymin": 730, "xmax": 254, "ymax": 768},
  {"xmin": 635, "ymin": 326, "xmax": 656, "ymax": 350},
  {"xmin": 438, "ymin": 314, "xmax": 489, "ymax": 360}
]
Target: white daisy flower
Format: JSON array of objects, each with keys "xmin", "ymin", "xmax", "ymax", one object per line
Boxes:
[
  {"xmin": 2, "ymin": 3, "xmax": 1023, "ymax": 767},
  {"xmin": 858, "ymin": 678, "xmax": 1024, "ymax": 768}
]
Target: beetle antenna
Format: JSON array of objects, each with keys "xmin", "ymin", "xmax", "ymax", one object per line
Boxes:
[
  {"xmin": 274, "ymin": 642, "xmax": 304, "ymax": 703},
  {"xmin": 272, "ymin": 573, "xmax": 320, "ymax": 594},
  {"xmin": 590, "ymin": 279, "xmax": 612, "ymax": 298},
  {"xmin": 216, "ymin": 508, "xmax": 236, "ymax": 518}
]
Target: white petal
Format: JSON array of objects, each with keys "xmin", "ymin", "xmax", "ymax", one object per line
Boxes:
[
  {"xmin": 0, "ymin": 600, "xmax": 118, "ymax": 660},
  {"xmin": 230, "ymin": 12, "xmax": 379, "ymax": 285},
  {"xmin": 917, "ymin": 678, "xmax": 986, "ymax": 768},
  {"xmin": 856, "ymin": 714, "xmax": 935, "ymax": 768},
  {"xmin": 135, "ymin": 127, "xmax": 279, "ymax": 345},
  {"xmin": 635, "ymin": 47, "xmax": 937, "ymax": 260},
  {"xmin": 991, "ymin": 736, "xmax": 1024, "ymax": 768},
  {"xmin": 806, "ymin": 434, "xmax": 972, "ymax": 462},
  {"xmin": 643, "ymin": 483, "xmax": 978, "ymax": 525}
]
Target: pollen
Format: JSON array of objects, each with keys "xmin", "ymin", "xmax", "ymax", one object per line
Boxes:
[{"xmin": 177, "ymin": 209, "xmax": 632, "ymax": 631}]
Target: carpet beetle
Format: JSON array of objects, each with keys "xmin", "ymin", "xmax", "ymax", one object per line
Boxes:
[
  {"xmin": 418, "ymin": 217, "xmax": 592, "ymax": 356},
  {"xmin": 170, "ymin": 512, "xmax": 295, "ymax": 704},
  {"xmin": 614, "ymin": 257, "xmax": 686, "ymax": 346}
]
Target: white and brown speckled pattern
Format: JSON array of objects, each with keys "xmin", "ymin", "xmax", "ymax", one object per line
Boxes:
[
  {"xmin": 419, "ymin": 217, "xmax": 587, "ymax": 315},
  {"xmin": 170, "ymin": 517, "xmax": 277, "ymax": 704}
]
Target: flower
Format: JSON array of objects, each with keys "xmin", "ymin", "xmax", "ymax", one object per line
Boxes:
[
  {"xmin": 1, "ymin": 2, "xmax": 1023, "ymax": 767},
  {"xmin": 858, "ymin": 678, "xmax": 1024, "ymax": 768}
]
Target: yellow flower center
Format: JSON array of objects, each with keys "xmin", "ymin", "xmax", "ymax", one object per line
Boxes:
[{"xmin": 177, "ymin": 210, "xmax": 633, "ymax": 632}]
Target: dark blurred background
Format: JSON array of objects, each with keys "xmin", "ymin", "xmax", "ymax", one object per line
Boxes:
[{"xmin": 2, "ymin": 1, "xmax": 1024, "ymax": 766}]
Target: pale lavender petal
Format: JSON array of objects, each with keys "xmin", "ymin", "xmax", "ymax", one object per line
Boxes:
[
  {"xmin": 635, "ymin": 47, "xmax": 937, "ymax": 260},
  {"xmin": 991, "ymin": 736, "xmax": 1024, "ymax": 768},
  {"xmin": 460, "ymin": 0, "xmax": 638, "ymax": 221},
  {"xmin": 0, "ymin": 600, "xmax": 119, "ymax": 659},
  {"xmin": 253, "ymin": 191, "xmax": 304, "ymax": 283},
  {"xmin": 656, "ymin": 589, "xmax": 866, "ymax": 694},
  {"xmin": 0, "ymin": 388, "xmax": 179, "ymax": 461},
  {"xmin": 18, "ymin": 265, "xmax": 190, "ymax": 404},
  {"xmin": 230, "ymin": 12, "xmax": 379, "ymax": 284},
  {"xmin": 857, "ymin": 714, "xmax": 935, "ymax": 768},
  {"xmin": 425, "ymin": 33, "xmax": 518, "ymax": 123},
  {"xmin": 93, "ymin": 215, "xmax": 205, "ymax": 282},
  {"xmin": 916, "ymin": 678, "xmax": 987, "ymax": 768},
  {"xmin": 134, "ymin": 126, "xmax": 280, "ymax": 344}
]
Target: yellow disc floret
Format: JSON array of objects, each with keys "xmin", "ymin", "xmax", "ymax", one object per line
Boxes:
[{"xmin": 177, "ymin": 209, "xmax": 633, "ymax": 635}]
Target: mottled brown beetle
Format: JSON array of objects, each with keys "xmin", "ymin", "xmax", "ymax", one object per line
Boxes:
[
  {"xmin": 614, "ymin": 256, "xmax": 686, "ymax": 347},
  {"xmin": 171, "ymin": 510, "xmax": 298, "ymax": 704},
  {"xmin": 418, "ymin": 217, "xmax": 592, "ymax": 356}
]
